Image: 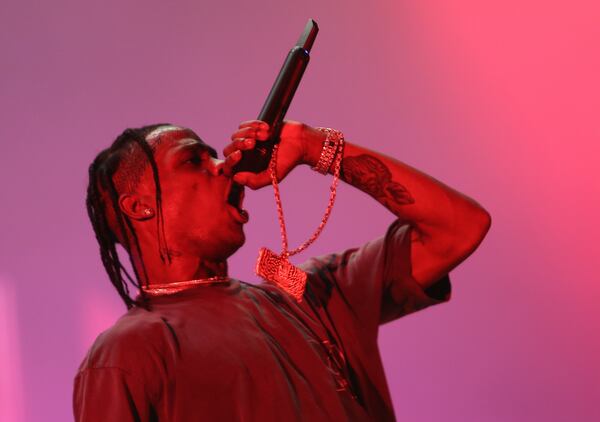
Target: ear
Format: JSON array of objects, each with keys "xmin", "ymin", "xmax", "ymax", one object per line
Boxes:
[{"xmin": 118, "ymin": 193, "xmax": 155, "ymax": 221}]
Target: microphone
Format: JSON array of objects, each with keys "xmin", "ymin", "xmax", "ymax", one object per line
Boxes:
[{"xmin": 232, "ymin": 18, "xmax": 319, "ymax": 174}]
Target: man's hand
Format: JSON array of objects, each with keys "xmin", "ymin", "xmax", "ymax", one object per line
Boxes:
[{"xmin": 222, "ymin": 119, "xmax": 325, "ymax": 190}]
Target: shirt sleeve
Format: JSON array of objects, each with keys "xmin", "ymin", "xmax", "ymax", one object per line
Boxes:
[
  {"xmin": 73, "ymin": 367, "xmax": 155, "ymax": 422},
  {"xmin": 299, "ymin": 219, "xmax": 452, "ymax": 335}
]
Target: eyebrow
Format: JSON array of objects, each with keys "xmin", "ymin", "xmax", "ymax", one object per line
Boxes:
[{"xmin": 172, "ymin": 140, "xmax": 218, "ymax": 159}]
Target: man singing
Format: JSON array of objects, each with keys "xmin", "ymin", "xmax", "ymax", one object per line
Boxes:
[{"xmin": 73, "ymin": 119, "xmax": 491, "ymax": 421}]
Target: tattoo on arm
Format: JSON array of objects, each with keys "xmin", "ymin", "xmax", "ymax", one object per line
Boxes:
[{"xmin": 341, "ymin": 154, "xmax": 415, "ymax": 210}]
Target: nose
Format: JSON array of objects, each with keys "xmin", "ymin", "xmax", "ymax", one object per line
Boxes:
[{"xmin": 209, "ymin": 157, "xmax": 226, "ymax": 176}]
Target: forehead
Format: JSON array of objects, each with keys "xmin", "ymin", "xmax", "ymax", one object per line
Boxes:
[{"xmin": 147, "ymin": 126, "xmax": 217, "ymax": 158}]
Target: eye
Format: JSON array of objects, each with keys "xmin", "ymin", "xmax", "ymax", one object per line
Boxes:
[
  {"xmin": 186, "ymin": 155, "xmax": 202, "ymax": 165},
  {"xmin": 184, "ymin": 150, "xmax": 209, "ymax": 166}
]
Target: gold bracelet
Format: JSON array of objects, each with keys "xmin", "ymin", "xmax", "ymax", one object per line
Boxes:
[{"xmin": 312, "ymin": 128, "xmax": 344, "ymax": 174}]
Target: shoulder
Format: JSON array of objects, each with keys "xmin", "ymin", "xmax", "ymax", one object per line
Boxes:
[
  {"xmin": 76, "ymin": 306, "xmax": 173, "ymax": 374},
  {"xmin": 73, "ymin": 308, "xmax": 172, "ymax": 415}
]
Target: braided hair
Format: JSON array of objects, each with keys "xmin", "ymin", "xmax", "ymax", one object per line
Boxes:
[{"xmin": 86, "ymin": 124, "xmax": 172, "ymax": 309}]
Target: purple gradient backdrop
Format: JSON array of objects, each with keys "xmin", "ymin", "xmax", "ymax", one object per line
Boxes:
[{"xmin": 1, "ymin": 1, "xmax": 598, "ymax": 421}]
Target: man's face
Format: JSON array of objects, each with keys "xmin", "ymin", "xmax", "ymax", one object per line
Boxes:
[{"xmin": 133, "ymin": 126, "xmax": 248, "ymax": 260}]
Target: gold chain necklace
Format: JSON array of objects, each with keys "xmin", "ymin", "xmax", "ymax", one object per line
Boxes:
[
  {"xmin": 255, "ymin": 134, "xmax": 344, "ymax": 302},
  {"xmin": 141, "ymin": 276, "xmax": 230, "ymax": 296}
]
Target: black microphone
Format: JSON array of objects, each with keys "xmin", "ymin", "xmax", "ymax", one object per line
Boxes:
[{"xmin": 232, "ymin": 18, "xmax": 319, "ymax": 174}]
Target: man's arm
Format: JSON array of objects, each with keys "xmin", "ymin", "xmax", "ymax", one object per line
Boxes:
[
  {"xmin": 226, "ymin": 120, "xmax": 490, "ymax": 290},
  {"xmin": 302, "ymin": 131, "xmax": 491, "ymax": 290}
]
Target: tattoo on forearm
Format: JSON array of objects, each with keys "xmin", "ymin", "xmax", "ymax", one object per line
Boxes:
[{"xmin": 341, "ymin": 154, "xmax": 415, "ymax": 209}]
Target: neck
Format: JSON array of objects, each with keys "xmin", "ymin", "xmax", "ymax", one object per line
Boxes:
[{"xmin": 132, "ymin": 250, "xmax": 229, "ymax": 287}]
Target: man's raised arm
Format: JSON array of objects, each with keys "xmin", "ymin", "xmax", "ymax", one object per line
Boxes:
[
  {"xmin": 302, "ymin": 128, "xmax": 491, "ymax": 290},
  {"xmin": 226, "ymin": 120, "xmax": 491, "ymax": 291}
]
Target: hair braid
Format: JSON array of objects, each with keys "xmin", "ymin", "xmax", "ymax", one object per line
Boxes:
[{"xmin": 85, "ymin": 124, "xmax": 170, "ymax": 309}]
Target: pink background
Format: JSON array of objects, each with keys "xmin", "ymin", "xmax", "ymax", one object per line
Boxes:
[{"xmin": 1, "ymin": 1, "xmax": 598, "ymax": 421}]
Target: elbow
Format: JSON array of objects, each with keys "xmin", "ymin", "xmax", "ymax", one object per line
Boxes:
[
  {"xmin": 473, "ymin": 208, "xmax": 492, "ymax": 236},
  {"xmin": 459, "ymin": 208, "xmax": 492, "ymax": 254},
  {"xmin": 477, "ymin": 208, "xmax": 492, "ymax": 239},
  {"xmin": 444, "ymin": 191, "xmax": 492, "ymax": 254}
]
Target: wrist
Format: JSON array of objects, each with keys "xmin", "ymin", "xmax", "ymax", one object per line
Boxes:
[{"xmin": 301, "ymin": 127, "xmax": 328, "ymax": 168}]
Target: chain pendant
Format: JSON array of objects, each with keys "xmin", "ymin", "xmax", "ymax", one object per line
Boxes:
[
  {"xmin": 255, "ymin": 130, "xmax": 343, "ymax": 304},
  {"xmin": 255, "ymin": 247, "xmax": 307, "ymax": 302}
]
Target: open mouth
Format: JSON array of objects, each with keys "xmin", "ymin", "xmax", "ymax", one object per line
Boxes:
[{"xmin": 226, "ymin": 181, "xmax": 249, "ymax": 223}]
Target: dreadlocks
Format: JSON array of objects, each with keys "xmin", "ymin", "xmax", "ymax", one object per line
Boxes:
[{"xmin": 86, "ymin": 124, "xmax": 172, "ymax": 309}]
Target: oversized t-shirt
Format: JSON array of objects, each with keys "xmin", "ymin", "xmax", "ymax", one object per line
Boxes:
[{"xmin": 73, "ymin": 219, "xmax": 452, "ymax": 421}]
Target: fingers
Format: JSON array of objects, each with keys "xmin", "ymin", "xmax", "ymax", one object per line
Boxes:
[
  {"xmin": 221, "ymin": 150, "xmax": 242, "ymax": 177},
  {"xmin": 232, "ymin": 149, "xmax": 295, "ymax": 190},
  {"xmin": 238, "ymin": 120, "xmax": 270, "ymax": 130},
  {"xmin": 233, "ymin": 171, "xmax": 272, "ymax": 190},
  {"xmin": 230, "ymin": 126, "xmax": 270, "ymax": 142},
  {"xmin": 223, "ymin": 137, "xmax": 256, "ymax": 157},
  {"xmin": 233, "ymin": 120, "xmax": 270, "ymax": 141},
  {"xmin": 223, "ymin": 121, "xmax": 270, "ymax": 157}
]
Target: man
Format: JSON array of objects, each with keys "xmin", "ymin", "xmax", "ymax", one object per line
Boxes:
[{"xmin": 74, "ymin": 119, "xmax": 491, "ymax": 421}]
